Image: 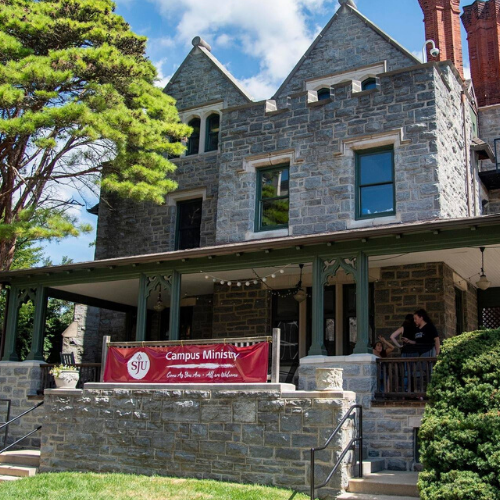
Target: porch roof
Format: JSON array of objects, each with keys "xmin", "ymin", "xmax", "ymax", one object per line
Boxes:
[{"xmin": 2, "ymin": 214, "xmax": 500, "ymax": 284}]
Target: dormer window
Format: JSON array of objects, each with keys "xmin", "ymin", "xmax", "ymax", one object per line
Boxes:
[
  {"xmin": 317, "ymin": 88, "xmax": 331, "ymax": 100},
  {"xmin": 361, "ymin": 78, "xmax": 377, "ymax": 91},
  {"xmin": 205, "ymin": 113, "xmax": 220, "ymax": 152},
  {"xmin": 186, "ymin": 118, "xmax": 200, "ymax": 156}
]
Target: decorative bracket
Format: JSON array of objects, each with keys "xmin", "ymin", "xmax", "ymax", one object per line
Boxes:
[{"xmin": 322, "ymin": 256, "xmax": 358, "ymax": 285}]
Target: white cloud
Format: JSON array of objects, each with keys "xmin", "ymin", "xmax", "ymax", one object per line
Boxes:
[
  {"xmin": 463, "ymin": 64, "xmax": 471, "ymax": 81},
  {"xmin": 153, "ymin": 58, "xmax": 172, "ymax": 88},
  {"xmin": 148, "ymin": 0, "xmax": 339, "ymax": 97},
  {"xmin": 215, "ymin": 33, "xmax": 234, "ymax": 49}
]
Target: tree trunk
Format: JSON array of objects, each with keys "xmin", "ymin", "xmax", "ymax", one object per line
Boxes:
[{"xmin": 0, "ymin": 237, "xmax": 16, "ymax": 273}]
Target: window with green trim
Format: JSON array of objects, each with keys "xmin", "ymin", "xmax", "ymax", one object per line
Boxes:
[
  {"xmin": 205, "ymin": 113, "xmax": 220, "ymax": 152},
  {"xmin": 356, "ymin": 147, "xmax": 395, "ymax": 219},
  {"xmin": 186, "ymin": 118, "xmax": 200, "ymax": 156},
  {"xmin": 176, "ymin": 199, "xmax": 202, "ymax": 250},
  {"xmin": 256, "ymin": 165, "xmax": 289, "ymax": 231}
]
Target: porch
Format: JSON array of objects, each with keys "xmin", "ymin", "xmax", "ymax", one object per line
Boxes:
[{"xmin": 2, "ymin": 214, "xmax": 500, "ymax": 402}]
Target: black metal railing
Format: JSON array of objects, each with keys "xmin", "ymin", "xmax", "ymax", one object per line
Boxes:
[
  {"xmin": 310, "ymin": 404, "xmax": 363, "ymax": 500},
  {"xmin": 40, "ymin": 363, "xmax": 102, "ymax": 392},
  {"xmin": 0, "ymin": 401, "xmax": 44, "ymax": 454},
  {"xmin": 0, "ymin": 399, "xmax": 11, "ymax": 449},
  {"xmin": 375, "ymin": 357, "xmax": 436, "ymax": 400}
]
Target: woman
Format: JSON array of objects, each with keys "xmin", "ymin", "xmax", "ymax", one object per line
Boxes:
[
  {"xmin": 390, "ymin": 314, "xmax": 418, "ymax": 357},
  {"xmin": 403, "ymin": 309, "xmax": 440, "ymax": 357},
  {"xmin": 372, "ymin": 335, "xmax": 394, "ymax": 358}
]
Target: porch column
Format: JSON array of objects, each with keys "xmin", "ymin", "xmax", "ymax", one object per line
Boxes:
[
  {"xmin": 353, "ymin": 251, "xmax": 371, "ymax": 354},
  {"xmin": 309, "ymin": 256, "xmax": 327, "ymax": 356},
  {"xmin": 169, "ymin": 270, "xmax": 181, "ymax": 341},
  {"xmin": 26, "ymin": 286, "xmax": 48, "ymax": 361},
  {"xmin": 2, "ymin": 286, "xmax": 20, "ymax": 361},
  {"xmin": 135, "ymin": 274, "xmax": 148, "ymax": 341}
]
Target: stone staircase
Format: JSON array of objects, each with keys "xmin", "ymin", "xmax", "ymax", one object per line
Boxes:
[
  {"xmin": 0, "ymin": 450, "xmax": 40, "ymax": 482},
  {"xmin": 338, "ymin": 459, "xmax": 420, "ymax": 500}
]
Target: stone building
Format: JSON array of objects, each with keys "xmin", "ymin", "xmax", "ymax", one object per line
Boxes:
[{"xmin": 1, "ymin": 0, "xmax": 500, "ymax": 491}]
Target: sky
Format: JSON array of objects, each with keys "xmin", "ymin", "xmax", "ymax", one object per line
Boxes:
[{"xmin": 42, "ymin": 0, "xmax": 473, "ymax": 266}]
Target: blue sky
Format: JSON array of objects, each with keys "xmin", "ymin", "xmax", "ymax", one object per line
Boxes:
[{"xmin": 43, "ymin": 0, "xmax": 472, "ymax": 265}]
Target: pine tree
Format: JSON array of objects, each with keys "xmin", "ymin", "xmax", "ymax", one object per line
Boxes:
[{"xmin": 0, "ymin": 0, "xmax": 190, "ymax": 271}]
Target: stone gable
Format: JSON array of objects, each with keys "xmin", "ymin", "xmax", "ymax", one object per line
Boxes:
[
  {"xmin": 274, "ymin": 5, "xmax": 418, "ymax": 100},
  {"xmin": 165, "ymin": 47, "xmax": 251, "ymax": 111}
]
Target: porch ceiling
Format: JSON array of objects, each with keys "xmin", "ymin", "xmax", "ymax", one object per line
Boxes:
[{"xmin": 49, "ymin": 245, "xmax": 500, "ymax": 307}]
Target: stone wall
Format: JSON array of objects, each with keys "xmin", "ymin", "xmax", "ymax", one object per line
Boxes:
[
  {"xmin": 298, "ymin": 355, "xmax": 423, "ymax": 471},
  {"xmin": 41, "ymin": 385, "xmax": 355, "ymax": 499},
  {"xmin": 212, "ymin": 283, "xmax": 271, "ymax": 338},
  {"xmin": 486, "ymin": 189, "xmax": 500, "ymax": 214},
  {"xmin": 191, "ymin": 295, "xmax": 214, "ymax": 339},
  {"xmin": 217, "ymin": 64, "xmax": 450, "ymax": 244},
  {"xmin": 478, "ymin": 104, "xmax": 500, "ymax": 172},
  {"xmin": 0, "ymin": 362, "xmax": 45, "ymax": 449},
  {"xmin": 435, "ymin": 65, "xmax": 472, "ymax": 219},
  {"xmin": 374, "ymin": 262, "xmax": 448, "ymax": 340},
  {"xmin": 64, "ymin": 305, "xmax": 101, "ymax": 364},
  {"xmin": 95, "ymin": 151, "xmax": 219, "ymax": 260},
  {"xmin": 275, "ymin": 5, "xmax": 416, "ymax": 99}
]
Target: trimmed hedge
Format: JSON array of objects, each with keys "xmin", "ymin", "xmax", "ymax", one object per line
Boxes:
[{"xmin": 418, "ymin": 329, "xmax": 500, "ymax": 500}]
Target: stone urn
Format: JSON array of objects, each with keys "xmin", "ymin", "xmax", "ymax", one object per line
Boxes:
[
  {"xmin": 53, "ymin": 369, "xmax": 80, "ymax": 389},
  {"xmin": 315, "ymin": 367, "xmax": 344, "ymax": 391}
]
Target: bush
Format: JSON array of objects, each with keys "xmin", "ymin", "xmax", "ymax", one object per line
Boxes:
[{"xmin": 418, "ymin": 329, "xmax": 500, "ymax": 500}]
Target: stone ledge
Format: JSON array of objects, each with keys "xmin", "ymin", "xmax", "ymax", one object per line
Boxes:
[
  {"xmin": 83, "ymin": 382, "xmax": 296, "ymax": 393},
  {"xmin": 371, "ymin": 399, "xmax": 427, "ymax": 407},
  {"xmin": 300, "ymin": 354, "xmax": 377, "ymax": 365},
  {"xmin": 44, "ymin": 389, "xmax": 83, "ymax": 396}
]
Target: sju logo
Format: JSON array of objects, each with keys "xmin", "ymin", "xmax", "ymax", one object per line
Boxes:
[{"xmin": 127, "ymin": 352, "xmax": 150, "ymax": 380}]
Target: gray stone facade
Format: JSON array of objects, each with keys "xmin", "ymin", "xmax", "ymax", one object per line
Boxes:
[
  {"xmin": 274, "ymin": 5, "xmax": 418, "ymax": 100},
  {"xmin": 478, "ymin": 104, "xmax": 500, "ymax": 172},
  {"xmin": 0, "ymin": 362, "xmax": 45, "ymax": 449},
  {"xmin": 40, "ymin": 385, "xmax": 355, "ymax": 499},
  {"xmin": 299, "ymin": 355, "xmax": 423, "ymax": 471}
]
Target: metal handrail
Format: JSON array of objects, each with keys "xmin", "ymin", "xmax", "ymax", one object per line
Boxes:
[
  {"xmin": 0, "ymin": 399, "xmax": 11, "ymax": 448},
  {"xmin": 310, "ymin": 404, "xmax": 363, "ymax": 500},
  {"xmin": 0, "ymin": 401, "xmax": 44, "ymax": 454}
]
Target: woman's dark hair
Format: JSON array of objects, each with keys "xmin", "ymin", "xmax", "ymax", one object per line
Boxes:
[
  {"xmin": 372, "ymin": 341, "xmax": 387, "ymax": 357},
  {"xmin": 414, "ymin": 309, "xmax": 433, "ymax": 325},
  {"xmin": 402, "ymin": 313, "xmax": 418, "ymax": 334}
]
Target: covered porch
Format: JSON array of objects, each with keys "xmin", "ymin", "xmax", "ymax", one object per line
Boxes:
[{"xmin": 2, "ymin": 214, "xmax": 500, "ymax": 399}]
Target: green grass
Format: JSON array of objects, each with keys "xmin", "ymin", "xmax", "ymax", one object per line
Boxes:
[{"xmin": 0, "ymin": 472, "xmax": 311, "ymax": 499}]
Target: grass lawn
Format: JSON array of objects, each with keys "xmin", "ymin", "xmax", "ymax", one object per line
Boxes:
[{"xmin": 0, "ymin": 472, "xmax": 311, "ymax": 499}]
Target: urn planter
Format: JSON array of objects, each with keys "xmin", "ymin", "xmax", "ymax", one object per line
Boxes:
[{"xmin": 53, "ymin": 370, "xmax": 79, "ymax": 389}]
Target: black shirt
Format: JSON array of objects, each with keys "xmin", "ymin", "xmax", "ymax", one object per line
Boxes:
[
  {"xmin": 401, "ymin": 326, "xmax": 418, "ymax": 355},
  {"xmin": 414, "ymin": 323, "xmax": 439, "ymax": 354}
]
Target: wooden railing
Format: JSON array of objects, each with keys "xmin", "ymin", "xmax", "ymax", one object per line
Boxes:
[
  {"xmin": 375, "ymin": 357, "xmax": 437, "ymax": 400},
  {"xmin": 40, "ymin": 364, "xmax": 102, "ymax": 392}
]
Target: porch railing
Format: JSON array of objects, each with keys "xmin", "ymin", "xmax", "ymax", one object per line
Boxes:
[
  {"xmin": 375, "ymin": 357, "xmax": 437, "ymax": 400},
  {"xmin": 40, "ymin": 363, "xmax": 102, "ymax": 392}
]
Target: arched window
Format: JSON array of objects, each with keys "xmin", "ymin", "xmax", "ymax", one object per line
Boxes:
[
  {"xmin": 317, "ymin": 87, "xmax": 331, "ymax": 101},
  {"xmin": 361, "ymin": 78, "xmax": 377, "ymax": 91},
  {"xmin": 205, "ymin": 113, "xmax": 220, "ymax": 152},
  {"xmin": 186, "ymin": 118, "xmax": 200, "ymax": 156}
]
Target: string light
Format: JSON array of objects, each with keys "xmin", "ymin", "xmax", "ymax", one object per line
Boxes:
[{"xmin": 199, "ymin": 266, "xmax": 291, "ymax": 288}]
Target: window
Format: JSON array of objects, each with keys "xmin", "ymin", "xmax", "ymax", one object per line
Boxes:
[
  {"xmin": 176, "ymin": 199, "xmax": 202, "ymax": 250},
  {"xmin": 186, "ymin": 118, "xmax": 200, "ymax": 156},
  {"xmin": 317, "ymin": 88, "xmax": 331, "ymax": 100},
  {"xmin": 356, "ymin": 147, "xmax": 395, "ymax": 219},
  {"xmin": 256, "ymin": 165, "xmax": 289, "ymax": 231},
  {"xmin": 205, "ymin": 114, "xmax": 220, "ymax": 152},
  {"xmin": 361, "ymin": 78, "xmax": 377, "ymax": 91}
]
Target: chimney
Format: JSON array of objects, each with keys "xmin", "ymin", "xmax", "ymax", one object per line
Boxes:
[
  {"xmin": 418, "ymin": 0, "xmax": 464, "ymax": 78},
  {"xmin": 462, "ymin": 0, "xmax": 500, "ymax": 107}
]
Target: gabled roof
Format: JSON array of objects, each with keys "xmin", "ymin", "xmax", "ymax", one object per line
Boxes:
[
  {"xmin": 273, "ymin": 1, "xmax": 421, "ymax": 99},
  {"xmin": 165, "ymin": 37, "xmax": 253, "ymax": 107}
]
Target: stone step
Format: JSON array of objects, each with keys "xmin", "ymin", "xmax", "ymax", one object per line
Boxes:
[
  {"xmin": 348, "ymin": 471, "xmax": 419, "ymax": 497},
  {"xmin": 352, "ymin": 458, "xmax": 386, "ymax": 476},
  {"xmin": 0, "ymin": 463, "xmax": 38, "ymax": 477},
  {"xmin": 0, "ymin": 474, "xmax": 22, "ymax": 482},
  {"xmin": 338, "ymin": 493, "xmax": 419, "ymax": 500},
  {"xmin": 0, "ymin": 450, "xmax": 40, "ymax": 467}
]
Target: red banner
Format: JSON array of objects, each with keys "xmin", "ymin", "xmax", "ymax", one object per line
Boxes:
[{"xmin": 103, "ymin": 342, "xmax": 269, "ymax": 383}]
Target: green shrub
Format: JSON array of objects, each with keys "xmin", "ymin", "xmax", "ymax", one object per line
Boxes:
[{"xmin": 418, "ymin": 329, "xmax": 500, "ymax": 500}]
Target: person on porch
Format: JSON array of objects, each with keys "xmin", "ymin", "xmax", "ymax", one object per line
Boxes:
[{"xmin": 402, "ymin": 309, "xmax": 441, "ymax": 357}]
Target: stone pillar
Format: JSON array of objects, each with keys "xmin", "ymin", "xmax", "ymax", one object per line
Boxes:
[
  {"xmin": 309, "ymin": 256, "xmax": 327, "ymax": 356},
  {"xmin": 26, "ymin": 286, "xmax": 48, "ymax": 361}
]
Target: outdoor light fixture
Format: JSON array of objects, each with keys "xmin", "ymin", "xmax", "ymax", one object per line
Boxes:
[
  {"xmin": 422, "ymin": 39, "xmax": 440, "ymax": 63},
  {"xmin": 476, "ymin": 247, "xmax": 491, "ymax": 291},
  {"xmin": 154, "ymin": 291, "xmax": 166, "ymax": 312},
  {"xmin": 293, "ymin": 264, "xmax": 307, "ymax": 303}
]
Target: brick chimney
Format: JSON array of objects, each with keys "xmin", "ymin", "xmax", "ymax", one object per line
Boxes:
[
  {"xmin": 418, "ymin": 0, "xmax": 464, "ymax": 78},
  {"xmin": 462, "ymin": 0, "xmax": 500, "ymax": 107}
]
